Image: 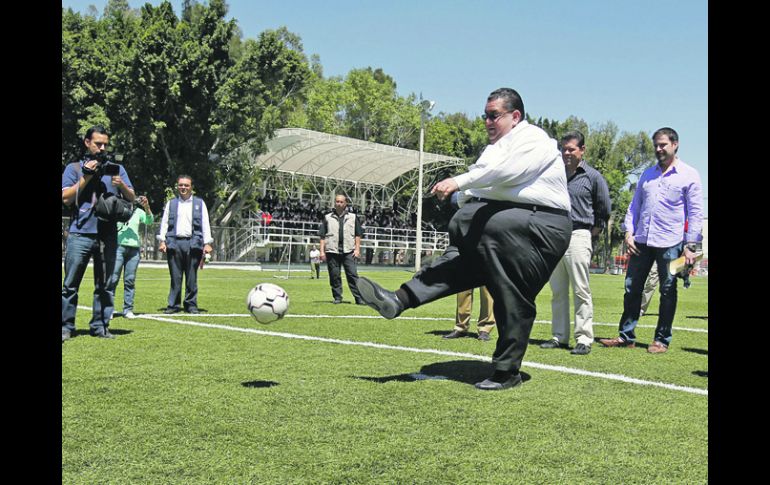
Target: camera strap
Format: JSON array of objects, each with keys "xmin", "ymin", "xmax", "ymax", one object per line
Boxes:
[{"xmin": 69, "ymin": 162, "xmax": 99, "ymax": 230}]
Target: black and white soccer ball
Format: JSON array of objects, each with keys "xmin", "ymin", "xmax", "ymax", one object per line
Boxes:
[{"xmin": 246, "ymin": 283, "xmax": 289, "ymax": 324}]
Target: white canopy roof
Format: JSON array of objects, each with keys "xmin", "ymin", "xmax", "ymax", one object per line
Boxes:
[{"xmin": 253, "ymin": 128, "xmax": 464, "ymax": 186}]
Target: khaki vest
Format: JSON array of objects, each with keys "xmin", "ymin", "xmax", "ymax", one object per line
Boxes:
[{"xmin": 323, "ymin": 211, "xmax": 357, "ymax": 253}]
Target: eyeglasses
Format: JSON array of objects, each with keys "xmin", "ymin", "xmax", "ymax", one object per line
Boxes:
[{"xmin": 481, "ymin": 111, "xmax": 513, "ymax": 122}]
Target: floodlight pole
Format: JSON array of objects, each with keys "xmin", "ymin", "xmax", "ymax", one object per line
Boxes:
[{"xmin": 415, "ymin": 98, "xmax": 434, "ymax": 272}]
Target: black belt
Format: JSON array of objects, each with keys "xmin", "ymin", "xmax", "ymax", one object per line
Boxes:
[
  {"xmin": 470, "ymin": 198, "xmax": 570, "ymax": 217},
  {"xmin": 572, "ymin": 222, "xmax": 593, "ymax": 231},
  {"xmin": 175, "ymin": 236, "xmax": 192, "ymax": 240}
]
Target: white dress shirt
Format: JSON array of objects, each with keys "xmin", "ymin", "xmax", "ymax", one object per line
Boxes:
[
  {"xmin": 453, "ymin": 120, "xmax": 571, "ymax": 211},
  {"xmin": 158, "ymin": 196, "xmax": 214, "ymax": 244}
]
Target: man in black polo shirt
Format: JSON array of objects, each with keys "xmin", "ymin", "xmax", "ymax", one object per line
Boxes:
[{"xmin": 541, "ymin": 131, "xmax": 611, "ymax": 355}]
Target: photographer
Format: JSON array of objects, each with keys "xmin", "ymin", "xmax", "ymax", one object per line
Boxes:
[
  {"xmin": 108, "ymin": 195, "xmax": 153, "ymax": 320},
  {"xmin": 62, "ymin": 125, "xmax": 135, "ymax": 342}
]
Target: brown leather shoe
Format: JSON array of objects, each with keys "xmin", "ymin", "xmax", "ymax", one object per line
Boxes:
[
  {"xmin": 599, "ymin": 337, "xmax": 636, "ymax": 348},
  {"xmin": 443, "ymin": 330, "xmax": 468, "ymax": 339},
  {"xmin": 647, "ymin": 341, "xmax": 669, "ymax": 354}
]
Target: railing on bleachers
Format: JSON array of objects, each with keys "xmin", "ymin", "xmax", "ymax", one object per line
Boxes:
[{"xmin": 62, "ymin": 216, "xmax": 450, "ymax": 266}]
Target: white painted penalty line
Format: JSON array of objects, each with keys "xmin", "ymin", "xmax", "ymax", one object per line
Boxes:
[
  {"xmin": 154, "ymin": 312, "xmax": 708, "ymax": 334},
  {"xmin": 133, "ymin": 312, "xmax": 706, "ymax": 397}
]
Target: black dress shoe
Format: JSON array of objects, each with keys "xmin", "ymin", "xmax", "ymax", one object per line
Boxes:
[
  {"xmin": 163, "ymin": 308, "xmax": 181, "ymax": 314},
  {"xmin": 442, "ymin": 330, "xmax": 468, "ymax": 339},
  {"xmin": 62, "ymin": 329, "xmax": 72, "ymax": 342},
  {"xmin": 90, "ymin": 330, "xmax": 116, "ymax": 339},
  {"xmin": 355, "ymin": 300, "xmax": 366, "ymax": 305},
  {"xmin": 540, "ymin": 339, "xmax": 568, "ymax": 349},
  {"xmin": 186, "ymin": 308, "xmax": 200, "ymax": 314},
  {"xmin": 357, "ymin": 276, "xmax": 404, "ymax": 319},
  {"xmin": 570, "ymin": 343, "xmax": 591, "ymax": 355},
  {"xmin": 477, "ymin": 331, "xmax": 491, "ymax": 341},
  {"xmin": 332, "ymin": 299, "xmax": 343, "ymax": 304},
  {"xmin": 474, "ymin": 373, "xmax": 522, "ymax": 391}
]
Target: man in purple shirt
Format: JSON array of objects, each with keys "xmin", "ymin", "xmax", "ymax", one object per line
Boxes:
[{"xmin": 600, "ymin": 127, "xmax": 703, "ymax": 353}]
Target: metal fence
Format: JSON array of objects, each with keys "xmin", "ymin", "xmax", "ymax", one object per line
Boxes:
[{"xmin": 62, "ymin": 217, "xmax": 450, "ymax": 266}]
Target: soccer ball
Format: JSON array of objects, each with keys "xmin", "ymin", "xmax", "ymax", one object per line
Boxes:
[{"xmin": 247, "ymin": 283, "xmax": 289, "ymax": 324}]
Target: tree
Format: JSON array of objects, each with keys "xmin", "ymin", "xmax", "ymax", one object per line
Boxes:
[{"xmin": 62, "ymin": 2, "xmax": 312, "ymax": 225}]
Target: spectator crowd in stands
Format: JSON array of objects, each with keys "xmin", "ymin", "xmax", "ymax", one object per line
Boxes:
[{"xmin": 256, "ymin": 193, "xmax": 417, "ymax": 231}]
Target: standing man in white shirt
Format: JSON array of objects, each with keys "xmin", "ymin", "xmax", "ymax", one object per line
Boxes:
[
  {"xmin": 158, "ymin": 175, "xmax": 214, "ymax": 314},
  {"xmin": 309, "ymin": 244, "xmax": 321, "ymax": 279},
  {"xmin": 357, "ymin": 87, "xmax": 572, "ymax": 390}
]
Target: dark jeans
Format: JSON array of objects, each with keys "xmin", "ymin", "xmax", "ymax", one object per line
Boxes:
[
  {"xmin": 108, "ymin": 245, "xmax": 141, "ymax": 312},
  {"xmin": 402, "ymin": 201, "xmax": 572, "ymax": 374},
  {"xmin": 326, "ymin": 252, "xmax": 362, "ymax": 302},
  {"xmin": 166, "ymin": 239, "xmax": 203, "ymax": 311},
  {"xmin": 62, "ymin": 232, "xmax": 117, "ymax": 333},
  {"xmin": 618, "ymin": 242, "xmax": 683, "ymax": 345}
]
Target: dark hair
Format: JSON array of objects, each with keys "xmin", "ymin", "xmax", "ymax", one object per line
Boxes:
[
  {"xmin": 84, "ymin": 125, "xmax": 109, "ymax": 141},
  {"xmin": 561, "ymin": 130, "xmax": 585, "ymax": 148},
  {"xmin": 488, "ymin": 88, "xmax": 525, "ymax": 119},
  {"xmin": 652, "ymin": 127, "xmax": 679, "ymax": 153},
  {"xmin": 177, "ymin": 174, "xmax": 193, "ymax": 185},
  {"xmin": 652, "ymin": 127, "xmax": 678, "ymax": 144}
]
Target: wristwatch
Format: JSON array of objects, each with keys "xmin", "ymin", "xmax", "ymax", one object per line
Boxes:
[{"xmin": 685, "ymin": 243, "xmax": 698, "ymax": 252}]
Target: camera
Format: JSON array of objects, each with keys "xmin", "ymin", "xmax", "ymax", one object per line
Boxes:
[{"xmin": 91, "ymin": 152, "xmax": 120, "ymax": 176}]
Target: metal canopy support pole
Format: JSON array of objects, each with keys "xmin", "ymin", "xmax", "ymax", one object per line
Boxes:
[{"xmin": 415, "ymin": 97, "xmax": 435, "ymax": 272}]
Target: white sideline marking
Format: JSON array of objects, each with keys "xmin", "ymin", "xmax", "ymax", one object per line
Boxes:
[
  {"xmin": 88, "ymin": 307, "xmax": 707, "ymax": 397},
  {"xmin": 149, "ymin": 312, "xmax": 708, "ymax": 334}
]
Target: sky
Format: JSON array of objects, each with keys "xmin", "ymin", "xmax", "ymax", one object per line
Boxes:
[{"xmin": 62, "ymin": 0, "xmax": 708, "ymax": 216}]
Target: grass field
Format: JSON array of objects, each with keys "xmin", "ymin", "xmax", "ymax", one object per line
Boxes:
[{"xmin": 62, "ymin": 265, "xmax": 708, "ymax": 484}]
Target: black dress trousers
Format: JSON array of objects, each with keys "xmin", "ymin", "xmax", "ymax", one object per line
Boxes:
[{"xmin": 403, "ymin": 200, "xmax": 572, "ymax": 374}]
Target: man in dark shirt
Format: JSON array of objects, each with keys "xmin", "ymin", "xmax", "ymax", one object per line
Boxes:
[{"xmin": 542, "ymin": 131, "xmax": 611, "ymax": 355}]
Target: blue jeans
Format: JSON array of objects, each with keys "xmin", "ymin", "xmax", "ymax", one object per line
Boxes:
[
  {"xmin": 62, "ymin": 232, "xmax": 117, "ymax": 333},
  {"xmin": 618, "ymin": 242, "xmax": 683, "ymax": 345},
  {"xmin": 108, "ymin": 245, "xmax": 140, "ymax": 313}
]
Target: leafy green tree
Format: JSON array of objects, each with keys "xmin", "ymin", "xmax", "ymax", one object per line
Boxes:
[{"xmin": 62, "ymin": 1, "xmax": 312, "ymax": 225}]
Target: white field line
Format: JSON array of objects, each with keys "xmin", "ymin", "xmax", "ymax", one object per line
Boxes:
[
  {"xmin": 83, "ymin": 306, "xmax": 708, "ymax": 396},
  {"xmin": 141, "ymin": 312, "xmax": 708, "ymax": 334}
]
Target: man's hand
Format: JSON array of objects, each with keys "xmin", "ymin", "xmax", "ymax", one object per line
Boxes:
[
  {"xmin": 320, "ymin": 251, "xmax": 326, "ymax": 262},
  {"xmin": 204, "ymin": 244, "xmax": 213, "ymax": 255},
  {"xmin": 683, "ymin": 246, "xmax": 697, "ymax": 265},
  {"xmin": 111, "ymin": 175, "xmax": 126, "ymax": 188},
  {"xmin": 624, "ymin": 232, "xmax": 639, "ymax": 256},
  {"xmin": 159, "ymin": 242, "xmax": 167, "ymax": 253},
  {"xmin": 430, "ymin": 178, "xmax": 459, "ymax": 201},
  {"xmin": 81, "ymin": 159, "xmax": 99, "ymax": 176},
  {"xmin": 354, "ymin": 248, "xmax": 360, "ymax": 259}
]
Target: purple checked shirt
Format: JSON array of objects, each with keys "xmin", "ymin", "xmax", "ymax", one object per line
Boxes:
[{"xmin": 623, "ymin": 158, "xmax": 703, "ymax": 248}]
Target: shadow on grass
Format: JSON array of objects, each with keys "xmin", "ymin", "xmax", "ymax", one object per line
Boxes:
[
  {"xmin": 424, "ymin": 330, "xmax": 485, "ymax": 339},
  {"xmin": 72, "ymin": 329, "xmax": 134, "ymax": 337},
  {"xmin": 242, "ymin": 380, "xmax": 279, "ymax": 389},
  {"xmin": 686, "ymin": 316, "xmax": 708, "ymax": 320},
  {"xmin": 352, "ymin": 360, "xmax": 531, "ymax": 387},
  {"xmin": 692, "ymin": 370, "xmax": 708, "ymax": 377},
  {"xmin": 682, "ymin": 347, "xmax": 708, "ymax": 355},
  {"xmin": 154, "ymin": 308, "xmax": 209, "ymax": 314}
]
